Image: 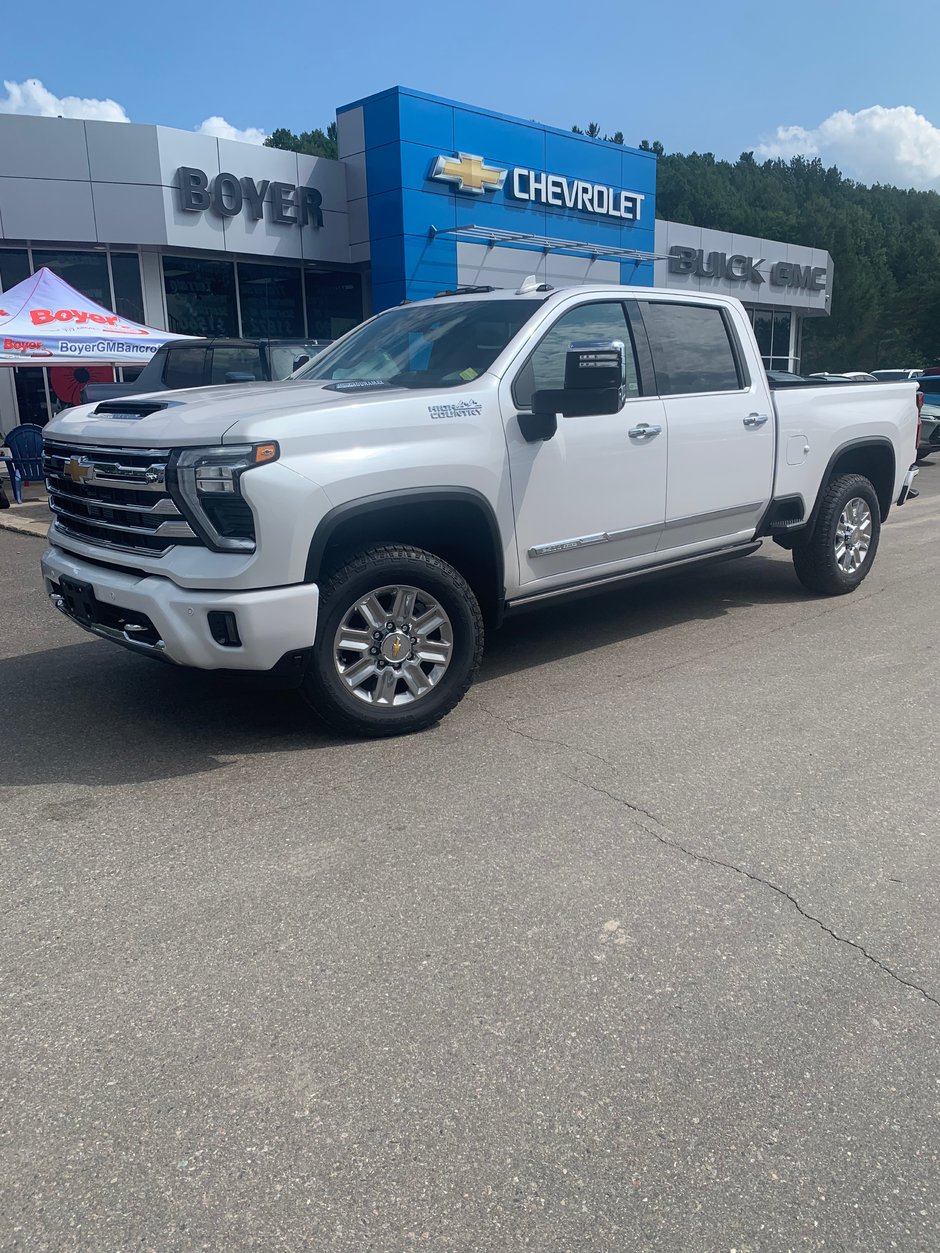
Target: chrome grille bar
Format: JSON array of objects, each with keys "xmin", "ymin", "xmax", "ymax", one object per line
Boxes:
[
  {"xmin": 44, "ymin": 483, "xmax": 184, "ymax": 516},
  {"xmin": 48, "ymin": 500, "xmax": 196, "ymax": 540},
  {"xmin": 42, "ymin": 440, "xmax": 202, "ymax": 556}
]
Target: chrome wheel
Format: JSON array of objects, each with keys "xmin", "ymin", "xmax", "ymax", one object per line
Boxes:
[
  {"xmin": 834, "ymin": 497, "xmax": 872, "ymax": 574},
  {"xmin": 332, "ymin": 583, "xmax": 454, "ymax": 706}
]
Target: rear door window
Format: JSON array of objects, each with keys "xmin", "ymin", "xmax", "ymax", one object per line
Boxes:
[
  {"xmin": 210, "ymin": 346, "xmax": 264, "ymax": 384},
  {"xmin": 162, "ymin": 347, "xmax": 208, "ymax": 389},
  {"xmin": 641, "ymin": 302, "xmax": 744, "ymax": 396}
]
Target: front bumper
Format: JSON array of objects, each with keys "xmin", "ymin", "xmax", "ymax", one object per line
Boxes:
[{"xmin": 41, "ymin": 545, "xmax": 319, "ymax": 671}]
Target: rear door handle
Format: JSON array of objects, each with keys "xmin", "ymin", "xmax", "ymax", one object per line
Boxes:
[
  {"xmin": 628, "ymin": 424, "xmax": 662, "ymax": 440},
  {"xmin": 743, "ymin": 413, "xmax": 769, "ymax": 428}
]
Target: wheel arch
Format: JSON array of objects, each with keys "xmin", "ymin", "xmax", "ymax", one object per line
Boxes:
[
  {"xmin": 305, "ymin": 488, "xmax": 506, "ymax": 625},
  {"xmin": 808, "ymin": 438, "xmax": 897, "ymax": 531}
]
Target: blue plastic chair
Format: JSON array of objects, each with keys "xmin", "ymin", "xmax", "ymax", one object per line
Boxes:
[{"xmin": 4, "ymin": 424, "xmax": 44, "ymax": 504}]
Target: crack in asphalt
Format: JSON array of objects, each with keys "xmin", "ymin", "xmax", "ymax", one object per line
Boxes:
[{"xmin": 486, "ymin": 713, "xmax": 940, "ymax": 1011}]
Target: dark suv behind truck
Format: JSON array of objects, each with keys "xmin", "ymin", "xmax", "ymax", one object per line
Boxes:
[{"xmin": 81, "ymin": 337, "xmax": 331, "ymax": 404}]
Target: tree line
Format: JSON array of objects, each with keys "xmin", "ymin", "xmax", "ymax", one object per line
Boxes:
[
  {"xmin": 266, "ymin": 121, "xmax": 940, "ymax": 371},
  {"xmin": 589, "ymin": 127, "xmax": 940, "ymax": 372}
]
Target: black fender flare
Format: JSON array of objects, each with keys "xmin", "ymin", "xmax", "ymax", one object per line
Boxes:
[
  {"xmin": 807, "ymin": 437, "xmax": 897, "ymax": 529},
  {"xmin": 304, "ymin": 486, "xmax": 506, "ymax": 607}
]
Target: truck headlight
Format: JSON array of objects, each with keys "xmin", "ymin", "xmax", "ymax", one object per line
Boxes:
[{"xmin": 168, "ymin": 443, "xmax": 278, "ymax": 552}]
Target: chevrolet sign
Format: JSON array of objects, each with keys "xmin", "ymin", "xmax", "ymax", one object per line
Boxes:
[{"xmin": 430, "ymin": 153, "xmax": 645, "ymax": 222}]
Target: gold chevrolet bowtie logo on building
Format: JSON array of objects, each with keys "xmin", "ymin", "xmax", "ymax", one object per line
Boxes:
[
  {"xmin": 63, "ymin": 457, "xmax": 92, "ymax": 485},
  {"xmin": 430, "ymin": 152, "xmax": 507, "ymax": 195}
]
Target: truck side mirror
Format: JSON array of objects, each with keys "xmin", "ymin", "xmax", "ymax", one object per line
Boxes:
[
  {"xmin": 224, "ymin": 371, "xmax": 257, "ymax": 384},
  {"xmin": 517, "ymin": 411, "xmax": 558, "ymax": 443},
  {"xmin": 530, "ymin": 340, "xmax": 627, "ymax": 424}
]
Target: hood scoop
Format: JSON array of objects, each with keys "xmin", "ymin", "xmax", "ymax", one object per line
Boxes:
[{"xmin": 92, "ymin": 400, "xmax": 168, "ymax": 420}]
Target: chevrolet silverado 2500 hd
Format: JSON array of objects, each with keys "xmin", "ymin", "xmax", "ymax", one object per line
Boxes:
[{"xmin": 40, "ymin": 282, "xmax": 920, "ymax": 736}]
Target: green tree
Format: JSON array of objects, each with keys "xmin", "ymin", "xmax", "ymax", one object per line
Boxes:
[{"xmin": 264, "ymin": 122, "xmax": 338, "ymax": 160}]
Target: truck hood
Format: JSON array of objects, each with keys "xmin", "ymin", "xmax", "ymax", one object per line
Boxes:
[{"xmin": 43, "ymin": 379, "xmax": 373, "ymax": 448}]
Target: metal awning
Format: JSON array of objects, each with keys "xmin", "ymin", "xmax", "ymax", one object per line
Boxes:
[{"xmin": 429, "ymin": 223, "xmax": 660, "ymax": 264}]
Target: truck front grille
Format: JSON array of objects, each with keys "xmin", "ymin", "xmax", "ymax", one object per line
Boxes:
[{"xmin": 43, "ymin": 441, "xmax": 200, "ymax": 556}]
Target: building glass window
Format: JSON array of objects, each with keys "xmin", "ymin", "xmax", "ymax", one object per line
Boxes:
[
  {"xmin": 13, "ymin": 369, "xmax": 51, "ymax": 428},
  {"xmin": 163, "ymin": 257, "xmax": 238, "ymax": 337},
  {"xmin": 32, "ymin": 251, "xmax": 111, "ymax": 308},
  {"xmin": 0, "ymin": 249, "xmax": 30, "ymax": 292},
  {"xmin": 304, "ymin": 270, "xmax": 363, "ymax": 339},
  {"xmin": 752, "ymin": 310, "xmax": 773, "ymax": 361},
  {"xmin": 771, "ymin": 311, "xmax": 791, "ymax": 365},
  {"xmin": 111, "ymin": 253, "xmax": 145, "ymax": 324},
  {"xmin": 238, "ymin": 262, "xmax": 304, "ymax": 338}
]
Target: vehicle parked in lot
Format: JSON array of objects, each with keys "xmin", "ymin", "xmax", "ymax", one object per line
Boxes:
[
  {"xmin": 872, "ymin": 369, "xmax": 923, "ymax": 382},
  {"xmin": 80, "ymin": 337, "xmax": 331, "ymax": 404},
  {"xmin": 766, "ymin": 369, "xmax": 808, "ymax": 384},
  {"xmin": 809, "ymin": 372, "xmax": 878, "ymax": 383},
  {"xmin": 40, "ymin": 281, "xmax": 920, "ymax": 736},
  {"xmin": 916, "ymin": 375, "xmax": 940, "ymax": 458}
]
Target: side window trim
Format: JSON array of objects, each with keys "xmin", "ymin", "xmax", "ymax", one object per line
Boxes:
[
  {"xmin": 721, "ymin": 307, "xmax": 751, "ymax": 390},
  {"xmin": 635, "ymin": 300, "xmax": 748, "ymax": 397},
  {"xmin": 623, "ymin": 299, "xmax": 657, "ymax": 398},
  {"xmin": 510, "ymin": 299, "xmax": 643, "ymax": 410}
]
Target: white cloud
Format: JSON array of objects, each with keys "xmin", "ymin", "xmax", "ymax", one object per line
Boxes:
[
  {"xmin": 0, "ymin": 77, "xmax": 130, "ymax": 123},
  {"xmin": 0, "ymin": 78, "xmax": 268, "ymax": 145},
  {"xmin": 195, "ymin": 115, "xmax": 267, "ymax": 145},
  {"xmin": 756, "ymin": 105, "xmax": 940, "ymax": 190}
]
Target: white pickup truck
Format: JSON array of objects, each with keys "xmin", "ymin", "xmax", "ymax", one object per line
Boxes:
[{"xmin": 40, "ymin": 281, "xmax": 920, "ymax": 736}]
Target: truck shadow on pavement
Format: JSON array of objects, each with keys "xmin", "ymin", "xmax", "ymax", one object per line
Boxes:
[
  {"xmin": 478, "ymin": 548, "xmax": 810, "ymax": 682},
  {"xmin": 4, "ymin": 550, "xmax": 808, "ymax": 787}
]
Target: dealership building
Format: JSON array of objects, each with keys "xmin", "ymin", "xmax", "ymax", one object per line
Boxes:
[{"xmin": 0, "ymin": 86, "xmax": 832, "ymax": 431}]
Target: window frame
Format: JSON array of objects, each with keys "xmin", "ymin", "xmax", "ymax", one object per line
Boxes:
[
  {"xmin": 510, "ymin": 298, "xmax": 647, "ymax": 411},
  {"xmin": 637, "ymin": 299, "xmax": 751, "ymax": 398}
]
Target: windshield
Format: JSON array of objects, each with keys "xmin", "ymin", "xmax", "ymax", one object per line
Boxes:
[{"xmin": 296, "ymin": 299, "xmax": 543, "ymax": 390}]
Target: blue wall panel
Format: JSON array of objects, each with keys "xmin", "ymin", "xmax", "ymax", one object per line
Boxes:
[{"xmin": 338, "ymin": 86, "xmax": 657, "ymax": 310}]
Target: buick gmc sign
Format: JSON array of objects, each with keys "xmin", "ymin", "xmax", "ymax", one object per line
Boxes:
[
  {"xmin": 668, "ymin": 246, "xmax": 827, "ymax": 290},
  {"xmin": 177, "ymin": 167, "xmax": 324, "ymax": 228}
]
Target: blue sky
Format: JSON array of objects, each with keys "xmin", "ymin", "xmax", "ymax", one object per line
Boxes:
[{"xmin": 4, "ymin": 0, "xmax": 940, "ymax": 187}]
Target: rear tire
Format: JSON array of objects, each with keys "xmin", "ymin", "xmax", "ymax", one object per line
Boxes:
[
  {"xmin": 303, "ymin": 544, "xmax": 484, "ymax": 737},
  {"xmin": 792, "ymin": 473, "xmax": 881, "ymax": 596}
]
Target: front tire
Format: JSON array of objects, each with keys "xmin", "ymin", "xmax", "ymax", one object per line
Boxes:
[
  {"xmin": 792, "ymin": 473, "xmax": 881, "ymax": 596},
  {"xmin": 303, "ymin": 544, "xmax": 484, "ymax": 737}
]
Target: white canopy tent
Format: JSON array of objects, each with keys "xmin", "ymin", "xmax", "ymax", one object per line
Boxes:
[{"xmin": 0, "ymin": 267, "xmax": 187, "ymax": 367}]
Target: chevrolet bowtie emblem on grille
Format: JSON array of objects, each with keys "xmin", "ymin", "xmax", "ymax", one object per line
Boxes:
[
  {"xmin": 63, "ymin": 457, "xmax": 92, "ymax": 485},
  {"xmin": 430, "ymin": 152, "xmax": 507, "ymax": 195}
]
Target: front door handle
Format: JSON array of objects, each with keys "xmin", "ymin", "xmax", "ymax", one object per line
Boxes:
[
  {"xmin": 743, "ymin": 413, "xmax": 769, "ymax": 428},
  {"xmin": 628, "ymin": 423, "xmax": 662, "ymax": 440}
]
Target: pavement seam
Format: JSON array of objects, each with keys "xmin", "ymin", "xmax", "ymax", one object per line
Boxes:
[
  {"xmin": 485, "ymin": 712, "xmax": 940, "ymax": 1012},
  {"xmin": 0, "ymin": 514, "xmax": 47, "ymax": 538}
]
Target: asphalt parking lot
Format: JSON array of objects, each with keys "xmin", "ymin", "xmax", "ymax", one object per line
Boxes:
[{"xmin": 2, "ymin": 467, "xmax": 939, "ymax": 1252}]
